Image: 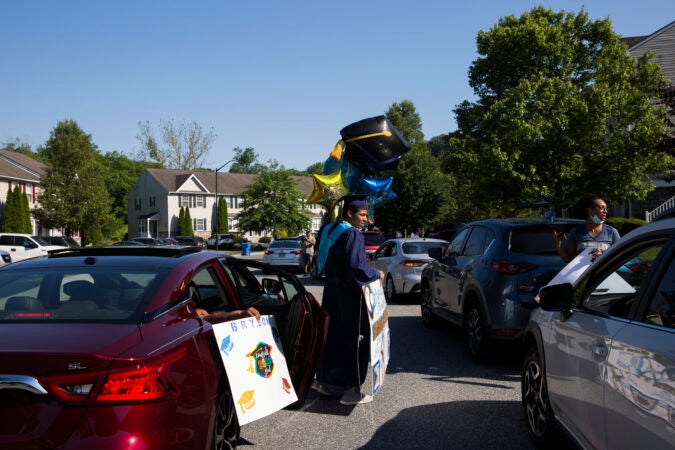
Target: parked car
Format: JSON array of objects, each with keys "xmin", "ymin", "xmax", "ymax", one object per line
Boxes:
[
  {"xmin": 157, "ymin": 237, "xmax": 179, "ymax": 246},
  {"xmin": 369, "ymin": 238, "xmax": 448, "ymax": 301},
  {"xmin": 521, "ymin": 218, "xmax": 675, "ymax": 449},
  {"xmin": 420, "ymin": 218, "xmax": 584, "ymax": 362},
  {"xmin": 263, "ymin": 238, "xmax": 306, "ymax": 271},
  {"xmin": 42, "ymin": 236, "xmax": 80, "ymax": 248},
  {"xmin": 0, "ymin": 246, "xmax": 328, "ymax": 449},
  {"xmin": 362, "ymin": 230, "xmax": 386, "ymax": 259},
  {"xmin": 109, "ymin": 240, "xmax": 146, "ymax": 246},
  {"xmin": 175, "ymin": 235, "xmax": 206, "ymax": 249},
  {"xmin": 0, "ymin": 250, "xmax": 11, "ymax": 266},
  {"xmin": 0, "ymin": 233, "xmax": 68, "ymax": 262},
  {"xmin": 130, "ymin": 237, "xmax": 161, "ymax": 246},
  {"xmin": 207, "ymin": 233, "xmax": 235, "ymax": 250}
]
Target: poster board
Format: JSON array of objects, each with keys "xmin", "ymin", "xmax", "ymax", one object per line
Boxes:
[
  {"xmin": 212, "ymin": 315, "xmax": 298, "ymax": 425},
  {"xmin": 362, "ymin": 280, "xmax": 390, "ymax": 395},
  {"xmin": 546, "ymin": 247, "xmax": 595, "ymax": 287}
]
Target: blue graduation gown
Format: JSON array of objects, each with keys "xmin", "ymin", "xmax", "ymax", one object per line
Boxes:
[{"xmin": 316, "ymin": 225, "xmax": 380, "ymax": 389}]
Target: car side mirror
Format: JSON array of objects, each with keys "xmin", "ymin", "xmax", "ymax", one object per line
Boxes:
[
  {"xmin": 262, "ymin": 278, "xmax": 282, "ymax": 295},
  {"xmin": 538, "ymin": 283, "xmax": 575, "ymax": 313},
  {"xmin": 428, "ymin": 246, "xmax": 443, "ymax": 261}
]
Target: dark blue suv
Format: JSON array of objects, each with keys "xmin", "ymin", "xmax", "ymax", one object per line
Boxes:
[{"xmin": 420, "ymin": 218, "xmax": 583, "ymax": 362}]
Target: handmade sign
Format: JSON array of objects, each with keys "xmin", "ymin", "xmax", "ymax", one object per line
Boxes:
[
  {"xmin": 362, "ymin": 279, "xmax": 390, "ymax": 395},
  {"xmin": 212, "ymin": 315, "xmax": 297, "ymax": 425}
]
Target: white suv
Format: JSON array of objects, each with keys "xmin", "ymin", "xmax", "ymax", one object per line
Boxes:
[
  {"xmin": 206, "ymin": 233, "xmax": 235, "ymax": 250},
  {"xmin": 0, "ymin": 233, "xmax": 68, "ymax": 262}
]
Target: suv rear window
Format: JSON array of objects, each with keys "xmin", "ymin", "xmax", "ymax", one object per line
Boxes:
[
  {"xmin": 509, "ymin": 225, "xmax": 577, "ymax": 255},
  {"xmin": 0, "ymin": 269, "xmax": 164, "ymax": 322}
]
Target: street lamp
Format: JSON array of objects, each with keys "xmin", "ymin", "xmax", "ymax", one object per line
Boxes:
[{"xmin": 214, "ymin": 159, "xmax": 235, "ymax": 237}]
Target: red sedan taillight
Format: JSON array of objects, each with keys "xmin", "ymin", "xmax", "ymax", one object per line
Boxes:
[{"xmin": 41, "ymin": 350, "xmax": 185, "ymax": 405}]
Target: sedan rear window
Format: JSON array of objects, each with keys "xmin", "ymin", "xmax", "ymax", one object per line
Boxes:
[
  {"xmin": 269, "ymin": 240, "xmax": 302, "ymax": 249},
  {"xmin": 0, "ymin": 269, "xmax": 164, "ymax": 322}
]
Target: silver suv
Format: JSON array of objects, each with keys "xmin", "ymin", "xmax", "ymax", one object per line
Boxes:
[{"xmin": 521, "ymin": 218, "xmax": 675, "ymax": 449}]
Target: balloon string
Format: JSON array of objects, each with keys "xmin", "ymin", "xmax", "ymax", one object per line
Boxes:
[{"xmin": 344, "ymin": 131, "xmax": 392, "ymax": 142}]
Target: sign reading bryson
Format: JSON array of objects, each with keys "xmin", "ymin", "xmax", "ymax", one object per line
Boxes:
[{"xmin": 212, "ymin": 315, "xmax": 297, "ymax": 425}]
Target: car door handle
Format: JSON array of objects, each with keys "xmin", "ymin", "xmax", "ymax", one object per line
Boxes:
[{"xmin": 591, "ymin": 343, "xmax": 608, "ymax": 361}]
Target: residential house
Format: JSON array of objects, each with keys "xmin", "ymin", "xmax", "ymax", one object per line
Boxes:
[
  {"xmin": 0, "ymin": 149, "xmax": 48, "ymax": 235},
  {"xmin": 625, "ymin": 20, "xmax": 675, "ymax": 220},
  {"xmin": 128, "ymin": 168, "xmax": 325, "ymax": 241}
]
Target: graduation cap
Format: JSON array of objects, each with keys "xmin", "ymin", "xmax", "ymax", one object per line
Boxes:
[{"xmin": 340, "ymin": 194, "xmax": 368, "ymax": 211}]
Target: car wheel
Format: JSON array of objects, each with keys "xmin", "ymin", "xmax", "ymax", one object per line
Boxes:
[
  {"xmin": 522, "ymin": 347, "xmax": 556, "ymax": 447},
  {"xmin": 212, "ymin": 390, "xmax": 239, "ymax": 450},
  {"xmin": 465, "ymin": 301, "xmax": 490, "ymax": 362},
  {"xmin": 420, "ymin": 281, "xmax": 439, "ymax": 328},
  {"xmin": 384, "ymin": 275, "xmax": 397, "ymax": 302}
]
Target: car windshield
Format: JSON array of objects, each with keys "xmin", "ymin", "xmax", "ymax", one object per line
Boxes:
[
  {"xmin": 402, "ymin": 241, "xmax": 446, "ymax": 254},
  {"xmin": 270, "ymin": 240, "xmax": 301, "ymax": 249},
  {"xmin": 363, "ymin": 233, "xmax": 386, "ymax": 246},
  {"xmin": 0, "ymin": 268, "xmax": 165, "ymax": 322},
  {"xmin": 30, "ymin": 236, "xmax": 50, "ymax": 246}
]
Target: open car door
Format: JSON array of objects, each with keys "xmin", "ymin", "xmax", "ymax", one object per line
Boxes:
[{"xmin": 217, "ymin": 258, "xmax": 328, "ymax": 405}]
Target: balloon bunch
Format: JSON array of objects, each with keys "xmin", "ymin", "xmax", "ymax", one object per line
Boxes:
[{"xmin": 306, "ymin": 115, "xmax": 410, "ymax": 222}]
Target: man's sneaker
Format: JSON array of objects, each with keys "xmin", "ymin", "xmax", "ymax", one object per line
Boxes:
[
  {"xmin": 311, "ymin": 380, "xmax": 339, "ymax": 397},
  {"xmin": 339, "ymin": 388, "xmax": 373, "ymax": 405}
]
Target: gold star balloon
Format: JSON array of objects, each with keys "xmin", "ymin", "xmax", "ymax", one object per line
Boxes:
[{"xmin": 306, "ymin": 170, "xmax": 347, "ymax": 209}]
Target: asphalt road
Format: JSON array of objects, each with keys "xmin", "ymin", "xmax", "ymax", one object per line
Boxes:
[{"xmin": 236, "ymin": 255, "xmax": 542, "ymax": 449}]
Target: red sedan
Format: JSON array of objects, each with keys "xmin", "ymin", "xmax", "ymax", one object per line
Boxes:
[{"xmin": 0, "ymin": 246, "xmax": 328, "ymax": 449}]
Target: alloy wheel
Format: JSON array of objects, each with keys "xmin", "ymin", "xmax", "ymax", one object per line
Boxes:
[
  {"xmin": 521, "ymin": 349, "xmax": 553, "ymax": 445},
  {"xmin": 385, "ymin": 275, "xmax": 396, "ymax": 301}
]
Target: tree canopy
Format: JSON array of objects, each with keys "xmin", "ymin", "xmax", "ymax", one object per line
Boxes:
[
  {"xmin": 447, "ymin": 7, "xmax": 672, "ymax": 217},
  {"xmin": 33, "ymin": 120, "xmax": 111, "ymax": 244},
  {"xmin": 137, "ymin": 119, "xmax": 216, "ymax": 170},
  {"xmin": 229, "ymin": 147, "xmax": 266, "ymax": 174},
  {"xmin": 236, "ymin": 162, "xmax": 311, "ymax": 238}
]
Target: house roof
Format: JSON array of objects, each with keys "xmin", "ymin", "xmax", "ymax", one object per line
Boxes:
[
  {"xmin": 144, "ymin": 168, "xmax": 314, "ymax": 195},
  {"xmin": 626, "ymin": 20, "xmax": 675, "ymax": 52},
  {"xmin": 0, "ymin": 149, "xmax": 50, "ymax": 183}
]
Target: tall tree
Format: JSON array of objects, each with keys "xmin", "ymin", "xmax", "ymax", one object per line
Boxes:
[
  {"xmin": 179, "ymin": 207, "xmax": 186, "ymax": 235},
  {"xmin": 217, "ymin": 197, "xmax": 229, "ymax": 233},
  {"xmin": 19, "ymin": 188, "xmax": 32, "ymax": 233},
  {"xmin": 2, "ymin": 187, "xmax": 17, "ymax": 232},
  {"xmin": 33, "ymin": 120, "xmax": 111, "ymax": 244},
  {"xmin": 374, "ymin": 101, "xmax": 449, "ymax": 233},
  {"xmin": 136, "ymin": 119, "xmax": 216, "ymax": 170},
  {"xmin": 448, "ymin": 7, "xmax": 671, "ymax": 216},
  {"xmin": 237, "ymin": 162, "xmax": 311, "ymax": 238},
  {"xmin": 229, "ymin": 147, "xmax": 266, "ymax": 174},
  {"xmin": 185, "ymin": 208, "xmax": 194, "ymax": 236}
]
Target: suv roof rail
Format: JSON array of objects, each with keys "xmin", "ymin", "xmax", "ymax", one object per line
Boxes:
[{"xmin": 48, "ymin": 246, "xmax": 203, "ymax": 258}]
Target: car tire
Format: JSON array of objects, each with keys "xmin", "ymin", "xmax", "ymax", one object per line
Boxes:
[
  {"xmin": 465, "ymin": 301, "xmax": 490, "ymax": 363},
  {"xmin": 522, "ymin": 347, "xmax": 557, "ymax": 447},
  {"xmin": 420, "ymin": 281, "xmax": 439, "ymax": 328},
  {"xmin": 384, "ymin": 275, "xmax": 397, "ymax": 302},
  {"xmin": 212, "ymin": 389, "xmax": 239, "ymax": 450}
]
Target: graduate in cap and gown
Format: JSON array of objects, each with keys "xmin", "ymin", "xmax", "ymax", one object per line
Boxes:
[{"xmin": 313, "ymin": 194, "xmax": 384, "ymax": 405}]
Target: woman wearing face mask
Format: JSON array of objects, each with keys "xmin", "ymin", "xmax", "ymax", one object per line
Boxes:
[{"xmin": 556, "ymin": 193, "xmax": 620, "ymax": 263}]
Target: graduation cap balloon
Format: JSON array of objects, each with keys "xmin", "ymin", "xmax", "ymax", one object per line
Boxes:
[{"xmin": 340, "ymin": 115, "xmax": 411, "ymax": 174}]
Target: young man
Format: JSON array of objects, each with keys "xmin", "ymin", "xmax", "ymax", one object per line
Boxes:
[{"xmin": 313, "ymin": 195, "xmax": 384, "ymax": 405}]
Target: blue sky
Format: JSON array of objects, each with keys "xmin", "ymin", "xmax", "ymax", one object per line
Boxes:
[{"xmin": 1, "ymin": 1, "xmax": 673, "ymax": 170}]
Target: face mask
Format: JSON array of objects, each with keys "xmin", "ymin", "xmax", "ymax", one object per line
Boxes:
[{"xmin": 591, "ymin": 214, "xmax": 604, "ymax": 225}]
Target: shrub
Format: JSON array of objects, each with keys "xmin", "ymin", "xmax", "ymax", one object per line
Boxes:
[
  {"xmin": 259, "ymin": 236, "xmax": 272, "ymax": 244},
  {"xmin": 606, "ymin": 217, "xmax": 647, "ymax": 236}
]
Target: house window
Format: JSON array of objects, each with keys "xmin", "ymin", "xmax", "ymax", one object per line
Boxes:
[
  {"xmin": 179, "ymin": 195, "xmax": 190, "ymax": 207},
  {"xmin": 134, "ymin": 198, "xmax": 142, "ymax": 210},
  {"xmin": 194, "ymin": 218, "xmax": 206, "ymax": 232},
  {"xmin": 149, "ymin": 196, "xmax": 156, "ymax": 207},
  {"xmin": 195, "ymin": 194, "xmax": 205, "ymax": 207},
  {"xmin": 137, "ymin": 220, "xmax": 147, "ymax": 234}
]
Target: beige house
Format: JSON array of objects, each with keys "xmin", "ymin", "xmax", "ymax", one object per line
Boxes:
[
  {"xmin": 625, "ymin": 20, "xmax": 675, "ymax": 220},
  {"xmin": 127, "ymin": 168, "xmax": 325, "ymax": 241},
  {"xmin": 0, "ymin": 149, "xmax": 49, "ymax": 235}
]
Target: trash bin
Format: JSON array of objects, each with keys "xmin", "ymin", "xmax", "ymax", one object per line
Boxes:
[{"xmin": 241, "ymin": 242, "xmax": 251, "ymax": 256}]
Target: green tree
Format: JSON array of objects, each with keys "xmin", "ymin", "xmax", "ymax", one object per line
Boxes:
[
  {"xmin": 179, "ymin": 207, "xmax": 186, "ymax": 235},
  {"xmin": 185, "ymin": 208, "xmax": 194, "ymax": 236},
  {"xmin": 217, "ymin": 197, "xmax": 229, "ymax": 233},
  {"xmin": 374, "ymin": 101, "xmax": 449, "ymax": 233},
  {"xmin": 33, "ymin": 120, "xmax": 112, "ymax": 245},
  {"xmin": 447, "ymin": 7, "xmax": 671, "ymax": 216},
  {"xmin": 305, "ymin": 162, "xmax": 324, "ymax": 175},
  {"xmin": 2, "ymin": 187, "xmax": 17, "ymax": 231},
  {"xmin": 229, "ymin": 147, "xmax": 266, "ymax": 174},
  {"xmin": 237, "ymin": 162, "xmax": 311, "ymax": 238},
  {"xmin": 137, "ymin": 119, "xmax": 216, "ymax": 170},
  {"xmin": 19, "ymin": 188, "xmax": 32, "ymax": 233}
]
